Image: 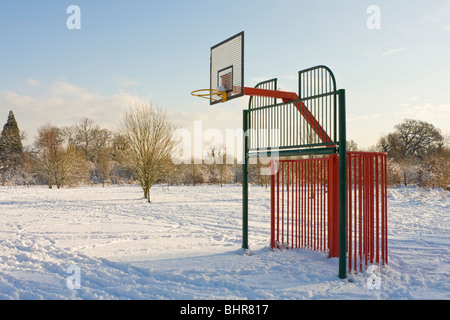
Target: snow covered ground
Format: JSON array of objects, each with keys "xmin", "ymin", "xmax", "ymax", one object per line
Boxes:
[{"xmin": 0, "ymin": 184, "xmax": 448, "ymax": 300}]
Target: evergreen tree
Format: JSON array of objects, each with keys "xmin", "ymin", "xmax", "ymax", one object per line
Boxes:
[{"xmin": 0, "ymin": 110, "xmax": 24, "ymax": 173}]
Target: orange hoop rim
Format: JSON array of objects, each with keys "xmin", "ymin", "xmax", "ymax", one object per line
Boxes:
[{"xmin": 191, "ymin": 89, "xmax": 227, "ymax": 102}]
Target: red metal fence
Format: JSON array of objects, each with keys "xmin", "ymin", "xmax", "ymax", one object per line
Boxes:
[
  {"xmin": 270, "ymin": 158, "xmax": 329, "ymax": 252},
  {"xmin": 346, "ymin": 152, "xmax": 388, "ymax": 272},
  {"xmin": 270, "ymin": 152, "xmax": 388, "ymax": 273}
]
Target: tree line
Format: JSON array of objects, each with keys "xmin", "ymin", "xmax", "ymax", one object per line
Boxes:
[
  {"xmin": 0, "ymin": 105, "xmax": 271, "ymax": 201},
  {"xmin": 1, "ymin": 106, "xmax": 448, "ymax": 197}
]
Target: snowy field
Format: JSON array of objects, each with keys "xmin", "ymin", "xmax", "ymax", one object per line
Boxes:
[{"xmin": 0, "ymin": 184, "xmax": 448, "ymax": 300}]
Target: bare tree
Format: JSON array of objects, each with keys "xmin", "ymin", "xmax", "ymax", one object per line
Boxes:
[
  {"xmin": 376, "ymin": 119, "xmax": 445, "ymax": 187},
  {"xmin": 67, "ymin": 118, "xmax": 112, "ymax": 161},
  {"xmin": 34, "ymin": 125, "xmax": 65, "ymax": 188},
  {"xmin": 120, "ymin": 101, "xmax": 178, "ymax": 202},
  {"xmin": 377, "ymin": 119, "xmax": 444, "ymax": 161},
  {"xmin": 34, "ymin": 125, "xmax": 88, "ymax": 188},
  {"xmin": 53, "ymin": 142, "xmax": 88, "ymax": 188},
  {"xmin": 64, "ymin": 118, "xmax": 114, "ymax": 185},
  {"xmin": 95, "ymin": 148, "xmax": 113, "ymax": 186},
  {"xmin": 206, "ymin": 145, "xmax": 234, "ymax": 186},
  {"xmin": 347, "ymin": 139, "xmax": 359, "ymax": 151},
  {"xmin": 72, "ymin": 117, "xmax": 99, "ymax": 161},
  {"xmin": 184, "ymin": 159, "xmax": 207, "ymax": 186},
  {"xmin": 417, "ymin": 139, "xmax": 450, "ymax": 188}
]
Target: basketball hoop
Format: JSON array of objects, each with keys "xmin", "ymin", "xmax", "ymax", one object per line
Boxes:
[{"xmin": 191, "ymin": 89, "xmax": 227, "ymax": 103}]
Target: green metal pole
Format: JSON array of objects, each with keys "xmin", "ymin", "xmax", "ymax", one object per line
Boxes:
[
  {"xmin": 242, "ymin": 109, "xmax": 249, "ymax": 250},
  {"xmin": 338, "ymin": 89, "xmax": 347, "ymax": 279}
]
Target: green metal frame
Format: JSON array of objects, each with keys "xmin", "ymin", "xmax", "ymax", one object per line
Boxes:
[
  {"xmin": 338, "ymin": 89, "xmax": 347, "ymax": 279},
  {"xmin": 242, "ymin": 66, "xmax": 347, "ymax": 278}
]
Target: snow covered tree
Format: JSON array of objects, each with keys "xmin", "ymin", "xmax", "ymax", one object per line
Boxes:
[
  {"xmin": 120, "ymin": 101, "xmax": 178, "ymax": 202},
  {"xmin": 0, "ymin": 110, "xmax": 24, "ymax": 178}
]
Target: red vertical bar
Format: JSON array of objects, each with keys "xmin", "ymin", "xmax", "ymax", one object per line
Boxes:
[
  {"xmin": 382, "ymin": 154, "xmax": 388, "ymax": 265},
  {"xmin": 300, "ymin": 160, "xmax": 303, "ymax": 248},
  {"xmin": 319, "ymin": 159, "xmax": 323, "ymax": 252},
  {"xmin": 314, "ymin": 159, "xmax": 317, "ymax": 251},
  {"xmin": 318, "ymin": 159, "xmax": 320, "ymax": 251},
  {"xmin": 302, "ymin": 159, "xmax": 306, "ymax": 248},
  {"xmin": 297, "ymin": 161, "xmax": 300, "ymax": 248},
  {"xmin": 375, "ymin": 155, "xmax": 380, "ymax": 264},
  {"xmin": 323, "ymin": 158, "xmax": 327, "ymax": 252},
  {"xmin": 299, "ymin": 161, "xmax": 302, "ymax": 248},
  {"xmin": 353, "ymin": 153, "xmax": 357, "ymax": 273},
  {"xmin": 363, "ymin": 154, "xmax": 366, "ymax": 270},
  {"xmin": 276, "ymin": 160, "xmax": 280, "ymax": 247},
  {"xmin": 308, "ymin": 160, "xmax": 312, "ymax": 248},
  {"xmin": 293, "ymin": 162, "xmax": 296, "ymax": 248},
  {"xmin": 358, "ymin": 154, "xmax": 362, "ymax": 272},
  {"xmin": 282, "ymin": 161, "xmax": 284, "ymax": 245},
  {"xmin": 380, "ymin": 155, "xmax": 384, "ymax": 263},
  {"xmin": 298, "ymin": 162, "xmax": 300, "ymax": 248},
  {"xmin": 334, "ymin": 156, "xmax": 339, "ymax": 258},
  {"xmin": 365, "ymin": 155, "xmax": 369, "ymax": 268},
  {"xmin": 308, "ymin": 160, "xmax": 314, "ymax": 249},
  {"xmin": 294, "ymin": 161, "xmax": 297, "ymax": 248},
  {"xmin": 363, "ymin": 155, "xmax": 368, "ymax": 269},
  {"xmin": 347, "ymin": 153, "xmax": 352, "ymax": 273},
  {"xmin": 312, "ymin": 160, "xmax": 316, "ymax": 251},
  {"xmin": 381, "ymin": 154, "xmax": 385, "ymax": 264},
  {"xmin": 327, "ymin": 156, "xmax": 333, "ymax": 257},
  {"xmin": 313, "ymin": 159, "xmax": 316, "ymax": 251},
  {"xmin": 295, "ymin": 161, "xmax": 298, "ymax": 248},
  {"xmin": 317, "ymin": 159, "xmax": 320, "ymax": 251},
  {"xmin": 325, "ymin": 158, "xmax": 328, "ymax": 251},
  {"xmin": 370, "ymin": 154, "xmax": 374, "ymax": 265},
  {"xmin": 368, "ymin": 155, "xmax": 372, "ymax": 267},
  {"xmin": 327, "ymin": 154, "xmax": 339, "ymax": 258},
  {"xmin": 326, "ymin": 157, "xmax": 329, "ymax": 252},
  {"xmin": 385, "ymin": 154, "xmax": 388, "ymax": 265},
  {"xmin": 287, "ymin": 162, "xmax": 290, "ymax": 247},
  {"xmin": 270, "ymin": 160, "xmax": 275, "ymax": 249},
  {"xmin": 306, "ymin": 160, "xmax": 309, "ymax": 248},
  {"xmin": 292, "ymin": 161, "xmax": 295, "ymax": 247},
  {"xmin": 361, "ymin": 154, "xmax": 365, "ymax": 271}
]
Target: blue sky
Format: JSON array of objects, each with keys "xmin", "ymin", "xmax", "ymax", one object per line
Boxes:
[{"xmin": 1, "ymin": 0, "xmax": 449, "ymax": 151}]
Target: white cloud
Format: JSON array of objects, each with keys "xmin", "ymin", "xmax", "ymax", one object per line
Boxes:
[
  {"xmin": 26, "ymin": 78, "xmax": 39, "ymax": 87},
  {"xmin": 422, "ymin": 3, "xmax": 450, "ymax": 24},
  {"xmin": 381, "ymin": 48, "xmax": 408, "ymax": 56},
  {"xmin": 394, "ymin": 23, "xmax": 415, "ymax": 35},
  {"xmin": 395, "ymin": 103, "xmax": 450, "ymax": 127},
  {"xmin": 348, "ymin": 113, "xmax": 382, "ymax": 122},
  {"xmin": 0, "ymin": 80, "xmax": 140, "ymax": 143},
  {"xmin": 113, "ymin": 75, "xmax": 139, "ymax": 87},
  {"xmin": 48, "ymin": 81, "xmax": 89, "ymax": 96}
]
